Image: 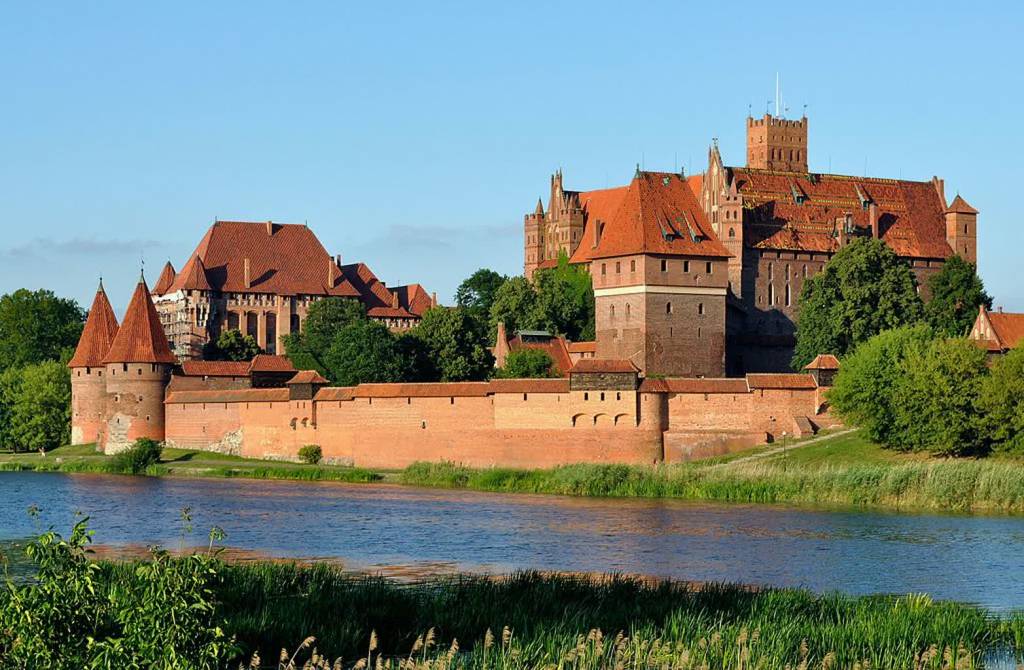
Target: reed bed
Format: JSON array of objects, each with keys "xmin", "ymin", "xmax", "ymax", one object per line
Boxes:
[
  {"xmin": 0, "ymin": 457, "xmax": 379, "ymax": 482},
  {"xmin": 93, "ymin": 562, "xmax": 1022, "ymax": 669},
  {"xmin": 399, "ymin": 459, "xmax": 1024, "ymax": 514}
]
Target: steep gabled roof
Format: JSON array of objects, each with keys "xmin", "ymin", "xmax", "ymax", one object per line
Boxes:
[
  {"xmin": 287, "ymin": 370, "xmax": 329, "ymax": 385},
  {"xmin": 945, "ymin": 194, "xmax": 978, "ymax": 215},
  {"xmin": 570, "ymin": 171, "xmax": 730, "ymax": 263},
  {"xmin": 249, "ymin": 354, "xmax": 296, "ymax": 373},
  {"xmin": 169, "ymin": 254, "xmax": 212, "ymax": 292},
  {"xmin": 729, "ymin": 168, "xmax": 954, "ymax": 259},
  {"xmin": 804, "ymin": 354, "xmax": 841, "ymax": 370},
  {"xmin": 339, "ymin": 262, "xmax": 399, "ymax": 311},
  {"xmin": 68, "ymin": 281, "xmax": 119, "ymax": 368},
  {"xmin": 180, "ymin": 221, "xmax": 361, "ymax": 297},
  {"xmin": 988, "ymin": 311, "xmax": 1024, "ymax": 351},
  {"xmin": 103, "ymin": 277, "xmax": 177, "ymax": 364},
  {"xmin": 391, "ymin": 283, "xmax": 435, "ymax": 316},
  {"xmin": 153, "ymin": 262, "xmax": 176, "ymax": 294},
  {"xmin": 179, "ymin": 360, "xmax": 252, "ymax": 377}
]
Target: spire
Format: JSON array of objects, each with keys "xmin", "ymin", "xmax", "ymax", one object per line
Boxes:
[
  {"xmin": 102, "ymin": 278, "xmax": 177, "ymax": 364},
  {"xmin": 68, "ymin": 281, "xmax": 120, "ymax": 368},
  {"xmin": 535, "ymin": 198, "xmax": 544, "ymax": 216},
  {"xmin": 945, "ymin": 194, "xmax": 978, "ymax": 215},
  {"xmin": 153, "ymin": 261, "xmax": 177, "ymax": 295}
]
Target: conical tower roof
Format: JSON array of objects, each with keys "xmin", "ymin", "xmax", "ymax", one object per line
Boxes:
[
  {"xmin": 170, "ymin": 254, "xmax": 212, "ymax": 292},
  {"xmin": 102, "ymin": 275, "xmax": 177, "ymax": 364},
  {"xmin": 68, "ymin": 280, "xmax": 120, "ymax": 368},
  {"xmin": 153, "ymin": 261, "xmax": 176, "ymax": 294}
]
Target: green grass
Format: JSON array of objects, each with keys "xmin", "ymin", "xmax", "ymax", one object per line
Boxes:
[
  {"xmin": 399, "ymin": 431, "xmax": 1024, "ymax": 514},
  {"xmin": 93, "ymin": 561, "xmax": 1024, "ymax": 669},
  {"xmin": 0, "ymin": 443, "xmax": 380, "ymax": 483}
]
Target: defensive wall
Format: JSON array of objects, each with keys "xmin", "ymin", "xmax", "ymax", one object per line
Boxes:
[{"xmin": 163, "ymin": 371, "xmax": 834, "ymax": 468}]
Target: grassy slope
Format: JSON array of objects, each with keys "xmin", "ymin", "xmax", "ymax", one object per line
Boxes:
[{"xmin": 95, "ymin": 561, "xmax": 1018, "ymax": 670}]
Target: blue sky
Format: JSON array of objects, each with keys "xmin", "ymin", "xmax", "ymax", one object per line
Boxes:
[{"xmin": 2, "ymin": 1, "xmax": 1021, "ymax": 315}]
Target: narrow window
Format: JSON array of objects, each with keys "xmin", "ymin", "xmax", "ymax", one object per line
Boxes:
[
  {"xmin": 660, "ymin": 259, "xmax": 667, "ymax": 272},
  {"xmin": 600, "ymin": 392, "xmax": 605, "ymax": 401},
  {"xmin": 616, "ymin": 392, "xmax": 621, "ymax": 400},
  {"xmin": 630, "ymin": 259, "xmax": 636, "ymax": 272},
  {"xmin": 706, "ymin": 261, "xmax": 713, "ymax": 273},
  {"xmin": 684, "ymin": 260, "xmax": 690, "ymax": 273},
  {"xmin": 523, "ymin": 393, "xmax": 528, "ymax": 401},
  {"xmin": 698, "ymin": 327, "xmax": 702, "ymax": 339},
  {"xmin": 698, "ymin": 303, "xmax": 705, "ymax": 315},
  {"xmin": 666, "ymin": 302, "xmax": 673, "ymax": 314},
  {"xmin": 768, "ymin": 284, "xmax": 775, "ymax": 305},
  {"xmin": 728, "ymin": 228, "xmax": 736, "ymax": 238},
  {"xmin": 625, "ymin": 303, "xmax": 631, "ymax": 319},
  {"xmin": 785, "ymin": 284, "xmax": 792, "ymax": 307},
  {"xmin": 601, "ymin": 263, "xmax": 607, "ymax": 275},
  {"xmin": 610, "ymin": 305, "xmax": 615, "ymax": 320},
  {"xmin": 615, "ymin": 261, "xmax": 621, "ymax": 274},
  {"xmin": 768, "ymin": 262, "xmax": 774, "ymax": 280},
  {"xmin": 584, "ymin": 392, "xmax": 589, "ymax": 401}
]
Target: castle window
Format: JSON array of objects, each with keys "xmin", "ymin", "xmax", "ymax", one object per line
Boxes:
[
  {"xmin": 698, "ymin": 303, "xmax": 704, "ymax": 315},
  {"xmin": 964, "ymin": 224, "xmax": 969, "ymax": 234},
  {"xmin": 615, "ymin": 261, "xmax": 621, "ymax": 274},
  {"xmin": 625, "ymin": 303, "xmax": 631, "ymax": 319},
  {"xmin": 768, "ymin": 284, "xmax": 775, "ymax": 305},
  {"xmin": 684, "ymin": 260, "xmax": 690, "ymax": 273},
  {"xmin": 698, "ymin": 327, "xmax": 702, "ymax": 339},
  {"xmin": 616, "ymin": 392, "xmax": 621, "ymax": 400},
  {"xmin": 523, "ymin": 394, "xmax": 528, "ymax": 401},
  {"xmin": 137, "ymin": 368, "xmax": 142, "ymax": 375},
  {"xmin": 630, "ymin": 259, "xmax": 636, "ymax": 272},
  {"xmin": 768, "ymin": 262, "xmax": 774, "ymax": 279},
  {"xmin": 706, "ymin": 262, "xmax": 713, "ymax": 274},
  {"xmin": 660, "ymin": 259, "xmax": 667, "ymax": 272},
  {"xmin": 610, "ymin": 305, "xmax": 615, "ymax": 320},
  {"xmin": 122, "ymin": 363, "xmax": 128, "ymax": 372},
  {"xmin": 584, "ymin": 392, "xmax": 589, "ymax": 401},
  {"xmin": 785, "ymin": 284, "xmax": 792, "ymax": 307},
  {"xmin": 728, "ymin": 228, "xmax": 736, "ymax": 238},
  {"xmin": 802, "ymin": 265, "xmax": 808, "ymax": 278},
  {"xmin": 601, "ymin": 263, "xmax": 607, "ymax": 276},
  {"xmin": 600, "ymin": 392, "xmax": 605, "ymax": 401},
  {"xmin": 666, "ymin": 302, "xmax": 673, "ymax": 314}
]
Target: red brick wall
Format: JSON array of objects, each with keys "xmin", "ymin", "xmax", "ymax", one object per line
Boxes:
[
  {"xmin": 71, "ymin": 367, "xmax": 107, "ymax": 446},
  {"xmin": 103, "ymin": 362, "xmax": 171, "ymax": 453}
]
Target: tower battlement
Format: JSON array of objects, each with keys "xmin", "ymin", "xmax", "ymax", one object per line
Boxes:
[{"xmin": 746, "ymin": 113, "xmax": 808, "ymax": 172}]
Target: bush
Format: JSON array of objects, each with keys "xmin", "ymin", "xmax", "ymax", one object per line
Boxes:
[
  {"xmin": 298, "ymin": 444, "xmax": 323, "ymax": 465},
  {"xmin": 978, "ymin": 347, "xmax": 1024, "ymax": 454},
  {"xmin": 496, "ymin": 348, "xmax": 556, "ymax": 378},
  {"xmin": 110, "ymin": 437, "xmax": 163, "ymax": 474}
]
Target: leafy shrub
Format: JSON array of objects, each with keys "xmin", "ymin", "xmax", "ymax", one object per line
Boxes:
[
  {"xmin": 298, "ymin": 444, "xmax": 323, "ymax": 465},
  {"xmin": 496, "ymin": 349, "xmax": 555, "ymax": 378},
  {"xmin": 110, "ymin": 437, "xmax": 163, "ymax": 474},
  {"xmin": 978, "ymin": 347, "xmax": 1024, "ymax": 454},
  {"xmin": 0, "ymin": 518, "xmax": 234, "ymax": 669}
]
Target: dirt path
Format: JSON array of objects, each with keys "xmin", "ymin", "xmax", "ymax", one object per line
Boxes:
[{"xmin": 710, "ymin": 427, "xmax": 857, "ymax": 469}]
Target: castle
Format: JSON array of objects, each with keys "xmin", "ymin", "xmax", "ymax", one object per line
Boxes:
[
  {"xmin": 524, "ymin": 113, "xmax": 978, "ymax": 374},
  {"xmin": 70, "ymin": 274, "xmax": 837, "ymax": 462},
  {"xmin": 151, "ymin": 220, "xmax": 436, "ymax": 359}
]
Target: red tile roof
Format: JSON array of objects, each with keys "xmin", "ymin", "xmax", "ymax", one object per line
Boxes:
[
  {"xmin": 392, "ymin": 283, "xmax": 435, "ymax": 316},
  {"xmin": 287, "ymin": 370, "xmax": 329, "ymax": 385},
  {"xmin": 570, "ymin": 172, "xmax": 730, "ymax": 263},
  {"xmin": 686, "ymin": 173, "xmax": 704, "ymax": 200},
  {"xmin": 153, "ymin": 262, "xmax": 176, "ymax": 294},
  {"xmin": 367, "ymin": 306, "xmax": 416, "ymax": 319},
  {"xmin": 566, "ymin": 341, "xmax": 597, "ymax": 353},
  {"xmin": 166, "ymin": 388, "xmax": 290, "ymax": 404},
  {"xmin": 570, "ymin": 359, "xmax": 640, "ymax": 374},
  {"xmin": 339, "ymin": 262, "xmax": 408, "ymax": 314},
  {"xmin": 804, "ymin": 354, "xmax": 841, "ymax": 370},
  {"xmin": 165, "ymin": 221, "xmax": 361, "ymax": 297},
  {"xmin": 945, "ymin": 194, "xmax": 978, "ymax": 215},
  {"xmin": 103, "ymin": 278, "xmax": 177, "ymax": 364},
  {"xmin": 68, "ymin": 282, "xmax": 119, "ymax": 368},
  {"xmin": 729, "ymin": 169, "xmax": 953, "ymax": 259},
  {"xmin": 249, "ymin": 354, "xmax": 296, "ymax": 373},
  {"xmin": 169, "ymin": 254, "xmax": 212, "ymax": 292},
  {"xmin": 745, "ymin": 373, "xmax": 818, "ymax": 390},
  {"xmin": 988, "ymin": 311, "xmax": 1024, "ymax": 350},
  {"xmin": 487, "ymin": 378, "xmax": 570, "ymax": 394},
  {"xmin": 180, "ymin": 360, "xmax": 251, "ymax": 377}
]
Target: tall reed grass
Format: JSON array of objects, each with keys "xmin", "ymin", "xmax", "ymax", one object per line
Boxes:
[
  {"xmin": 399, "ymin": 459, "xmax": 1024, "ymax": 514},
  {"xmin": 94, "ymin": 562, "xmax": 1023, "ymax": 669}
]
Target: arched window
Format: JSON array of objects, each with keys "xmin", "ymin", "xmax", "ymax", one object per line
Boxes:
[
  {"xmin": 625, "ymin": 303, "xmax": 631, "ymax": 319},
  {"xmin": 728, "ymin": 227, "xmax": 736, "ymax": 238},
  {"xmin": 768, "ymin": 283, "xmax": 775, "ymax": 305},
  {"xmin": 610, "ymin": 305, "xmax": 615, "ymax": 320},
  {"xmin": 666, "ymin": 302, "xmax": 673, "ymax": 314},
  {"xmin": 698, "ymin": 303, "xmax": 705, "ymax": 315},
  {"xmin": 768, "ymin": 262, "xmax": 774, "ymax": 280},
  {"xmin": 785, "ymin": 284, "xmax": 791, "ymax": 307}
]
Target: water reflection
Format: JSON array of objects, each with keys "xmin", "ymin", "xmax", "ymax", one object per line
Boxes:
[{"xmin": 2, "ymin": 471, "xmax": 1024, "ymax": 610}]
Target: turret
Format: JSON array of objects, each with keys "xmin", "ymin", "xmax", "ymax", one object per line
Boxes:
[
  {"xmin": 153, "ymin": 261, "xmax": 176, "ymax": 295},
  {"xmin": 945, "ymin": 195, "xmax": 978, "ymax": 265},
  {"xmin": 101, "ymin": 273, "xmax": 177, "ymax": 454},
  {"xmin": 68, "ymin": 280, "xmax": 119, "ymax": 447}
]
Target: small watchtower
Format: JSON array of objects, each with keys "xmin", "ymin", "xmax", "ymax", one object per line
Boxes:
[
  {"xmin": 101, "ymin": 273, "xmax": 177, "ymax": 454},
  {"xmin": 68, "ymin": 280, "xmax": 120, "ymax": 446},
  {"xmin": 746, "ymin": 113, "xmax": 808, "ymax": 172}
]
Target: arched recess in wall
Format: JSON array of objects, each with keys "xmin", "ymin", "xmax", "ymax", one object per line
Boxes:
[
  {"xmin": 593, "ymin": 413, "xmax": 612, "ymax": 427},
  {"xmin": 571, "ymin": 413, "xmax": 587, "ymax": 427},
  {"xmin": 613, "ymin": 413, "xmax": 631, "ymax": 427}
]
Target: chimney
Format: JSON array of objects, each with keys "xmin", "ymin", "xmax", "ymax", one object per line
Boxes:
[
  {"xmin": 932, "ymin": 176, "xmax": 946, "ymax": 206},
  {"xmin": 592, "ymin": 220, "xmax": 603, "ymax": 248},
  {"xmin": 335, "ymin": 253, "xmax": 343, "ymax": 267},
  {"xmin": 391, "ymin": 291, "xmax": 399, "ymax": 309},
  {"xmin": 868, "ymin": 203, "xmax": 879, "ymax": 239},
  {"xmin": 243, "ymin": 258, "xmax": 251, "ymax": 288},
  {"xmin": 266, "ymin": 220, "xmax": 273, "ymax": 236},
  {"xmin": 431, "ymin": 292, "xmax": 438, "ymax": 307},
  {"xmin": 327, "ymin": 259, "xmax": 336, "ymax": 287}
]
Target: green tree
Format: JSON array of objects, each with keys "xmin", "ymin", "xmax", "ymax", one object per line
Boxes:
[
  {"xmin": 489, "ymin": 276, "xmax": 540, "ymax": 336},
  {"xmin": 205, "ymin": 329, "xmax": 261, "ymax": 361},
  {"xmin": 394, "ymin": 330, "xmax": 437, "ymax": 382},
  {"xmin": 455, "ymin": 269, "xmax": 508, "ymax": 320},
  {"xmin": 4, "ymin": 361, "xmax": 71, "ymax": 453},
  {"xmin": 415, "ymin": 307, "xmax": 494, "ymax": 382},
  {"xmin": 297, "ymin": 298, "xmax": 367, "ymax": 355},
  {"xmin": 496, "ymin": 349, "xmax": 556, "ymax": 378},
  {"xmin": 532, "ymin": 256, "xmax": 595, "ymax": 341},
  {"xmin": 322, "ymin": 320, "xmax": 410, "ymax": 386},
  {"xmin": 925, "ymin": 255, "xmax": 992, "ymax": 337},
  {"xmin": 792, "ymin": 238, "xmax": 925, "ymax": 368},
  {"xmin": 827, "ymin": 325, "xmax": 935, "ymax": 445},
  {"xmin": 0, "ymin": 366, "xmax": 21, "ymax": 451},
  {"xmin": 891, "ymin": 337, "xmax": 990, "ymax": 455},
  {"xmin": 978, "ymin": 347, "xmax": 1024, "ymax": 454},
  {"xmin": 0, "ymin": 289, "xmax": 84, "ymax": 373}
]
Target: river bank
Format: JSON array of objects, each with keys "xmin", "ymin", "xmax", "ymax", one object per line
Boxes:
[{"xmin": 4, "ymin": 431, "xmax": 1024, "ymax": 514}]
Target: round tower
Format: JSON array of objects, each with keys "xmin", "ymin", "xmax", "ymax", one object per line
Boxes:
[
  {"xmin": 101, "ymin": 273, "xmax": 177, "ymax": 454},
  {"xmin": 68, "ymin": 279, "xmax": 120, "ymax": 447}
]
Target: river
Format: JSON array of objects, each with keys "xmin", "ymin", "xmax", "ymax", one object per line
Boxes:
[{"xmin": 2, "ymin": 471, "xmax": 1023, "ymax": 611}]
